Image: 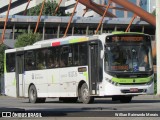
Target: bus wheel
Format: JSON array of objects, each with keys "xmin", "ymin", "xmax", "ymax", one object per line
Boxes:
[
  {"xmin": 120, "ymin": 96, "xmax": 132, "ymax": 103},
  {"xmin": 80, "ymin": 83, "xmax": 94, "ymax": 104},
  {"xmin": 29, "ymin": 85, "xmax": 39, "ymax": 103}
]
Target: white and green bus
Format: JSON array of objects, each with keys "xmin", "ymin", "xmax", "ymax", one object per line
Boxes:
[{"xmin": 4, "ymin": 32, "xmax": 154, "ymax": 104}]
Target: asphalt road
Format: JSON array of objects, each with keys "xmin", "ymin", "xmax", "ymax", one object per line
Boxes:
[{"xmin": 0, "ymin": 95, "xmax": 160, "ymax": 119}]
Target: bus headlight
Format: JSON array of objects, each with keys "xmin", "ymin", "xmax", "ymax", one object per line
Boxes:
[{"xmin": 146, "ymin": 78, "xmax": 154, "ymax": 85}]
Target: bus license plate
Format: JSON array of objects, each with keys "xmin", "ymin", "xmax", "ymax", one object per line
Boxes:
[{"xmin": 130, "ymin": 88, "xmax": 138, "ymax": 92}]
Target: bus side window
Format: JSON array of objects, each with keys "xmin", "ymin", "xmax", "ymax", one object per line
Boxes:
[
  {"xmin": 79, "ymin": 43, "xmax": 88, "ymax": 65},
  {"xmin": 68, "ymin": 46, "xmax": 73, "ymax": 66},
  {"xmin": 73, "ymin": 44, "xmax": 79, "ymax": 66},
  {"xmin": 36, "ymin": 49, "xmax": 47, "ymax": 70},
  {"xmin": 60, "ymin": 46, "xmax": 66, "ymax": 67},
  {"xmin": 26, "ymin": 59, "xmax": 34, "ymax": 70},
  {"xmin": 47, "ymin": 47, "xmax": 59, "ymax": 68},
  {"xmin": 25, "ymin": 51, "xmax": 35, "ymax": 71},
  {"xmin": 54, "ymin": 47, "xmax": 60, "ymax": 67},
  {"xmin": 60, "ymin": 45, "xmax": 73, "ymax": 67},
  {"xmin": 6, "ymin": 53, "xmax": 15, "ymax": 72}
]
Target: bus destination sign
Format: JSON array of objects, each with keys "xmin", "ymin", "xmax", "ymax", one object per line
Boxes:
[
  {"xmin": 112, "ymin": 36, "xmax": 144, "ymax": 42},
  {"xmin": 111, "ymin": 65, "xmax": 129, "ymax": 71}
]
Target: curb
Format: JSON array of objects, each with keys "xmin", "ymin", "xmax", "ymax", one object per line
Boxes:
[{"xmin": 135, "ymin": 95, "xmax": 160, "ymax": 99}]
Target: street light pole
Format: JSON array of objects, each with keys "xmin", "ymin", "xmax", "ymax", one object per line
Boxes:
[{"xmin": 156, "ymin": 0, "xmax": 160, "ymax": 95}]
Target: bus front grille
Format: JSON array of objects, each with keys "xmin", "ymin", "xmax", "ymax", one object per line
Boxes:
[{"xmin": 121, "ymin": 89, "xmax": 147, "ymax": 93}]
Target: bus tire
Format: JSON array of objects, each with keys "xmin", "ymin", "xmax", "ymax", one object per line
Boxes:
[
  {"xmin": 29, "ymin": 85, "xmax": 39, "ymax": 103},
  {"xmin": 80, "ymin": 83, "xmax": 94, "ymax": 104},
  {"xmin": 120, "ymin": 96, "xmax": 132, "ymax": 103}
]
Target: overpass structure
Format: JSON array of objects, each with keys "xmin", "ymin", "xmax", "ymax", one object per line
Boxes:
[{"xmin": 0, "ymin": 15, "xmax": 155, "ymax": 47}]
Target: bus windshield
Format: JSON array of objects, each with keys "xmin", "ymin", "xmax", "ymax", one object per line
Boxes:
[{"xmin": 104, "ymin": 35, "xmax": 153, "ymax": 74}]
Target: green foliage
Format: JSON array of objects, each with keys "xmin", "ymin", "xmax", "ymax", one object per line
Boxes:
[
  {"xmin": 154, "ymin": 73, "xmax": 157, "ymax": 94},
  {"xmin": 27, "ymin": 0, "xmax": 62, "ymax": 16},
  {"xmin": 15, "ymin": 32, "xmax": 42, "ymax": 48},
  {"xmin": 152, "ymin": 9, "xmax": 156, "ymax": 16},
  {"xmin": 0, "ymin": 44, "xmax": 7, "ymax": 76}
]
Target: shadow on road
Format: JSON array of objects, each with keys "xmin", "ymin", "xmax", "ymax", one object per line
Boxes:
[
  {"xmin": 1, "ymin": 96, "xmax": 160, "ymax": 117},
  {"xmin": 131, "ymin": 100, "xmax": 160, "ymax": 103},
  {"xmin": 21, "ymin": 98, "xmax": 160, "ymax": 104},
  {"xmin": 0, "ymin": 107, "xmax": 118, "ymax": 117},
  {"xmin": 94, "ymin": 99, "xmax": 160, "ymax": 104}
]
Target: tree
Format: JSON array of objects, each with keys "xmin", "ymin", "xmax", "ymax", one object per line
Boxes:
[
  {"xmin": 27, "ymin": 0, "xmax": 65, "ymax": 16},
  {"xmin": 0, "ymin": 44, "xmax": 7, "ymax": 77},
  {"xmin": 15, "ymin": 32, "xmax": 42, "ymax": 48},
  {"xmin": 152, "ymin": 9, "xmax": 156, "ymax": 16}
]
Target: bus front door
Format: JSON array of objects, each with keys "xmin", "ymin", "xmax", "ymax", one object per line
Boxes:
[
  {"xmin": 89, "ymin": 43, "xmax": 99, "ymax": 95},
  {"xmin": 16, "ymin": 53, "xmax": 24, "ymax": 97}
]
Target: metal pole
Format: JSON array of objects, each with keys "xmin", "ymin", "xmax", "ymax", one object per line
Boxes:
[
  {"xmin": 114, "ymin": 26, "xmax": 117, "ymax": 31},
  {"xmin": 63, "ymin": 0, "xmax": 79, "ymax": 37},
  {"xmin": 28, "ymin": 24, "xmax": 31, "ymax": 33},
  {"xmin": 125, "ymin": 14, "xmax": 137, "ymax": 32},
  {"xmin": 72, "ymin": 26, "xmax": 74, "ymax": 36},
  {"xmin": 53, "ymin": 0, "xmax": 62, "ymax": 16},
  {"xmin": 101, "ymin": 23, "xmax": 103, "ymax": 34},
  {"xmin": 111, "ymin": 0, "xmax": 156, "ymax": 26},
  {"xmin": 23, "ymin": 0, "xmax": 31, "ymax": 15},
  {"xmin": 78, "ymin": 0, "xmax": 116, "ymax": 17},
  {"xmin": 0, "ymin": 0, "xmax": 12, "ymax": 44},
  {"xmin": 43, "ymin": 23, "xmax": 45, "ymax": 40},
  {"xmin": 142, "ymin": 26, "xmax": 144, "ymax": 33},
  {"xmin": 57, "ymin": 25, "xmax": 60, "ymax": 38},
  {"xmin": 98, "ymin": 4, "xmax": 127, "ymax": 11},
  {"xmin": 34, "ymin": 0, "xmax": 46, "ymax": 34},
  {"xmin": 95, "ymin": 0, "xmax": 112, "ymax": 34},
  {"xmin": 86, "ymin": 26, "xmax": 89, "ymax": 35},
  {"xmin": 82, "ymin": 8, "xmax": 88, "ymax": 17},
  {"xmin": 12, "ymin": 24, "xmax": 15, "ymax": 40},
  {"xmin": 156, "ymin": 0, "xmax": 160, "ymax": 95}
]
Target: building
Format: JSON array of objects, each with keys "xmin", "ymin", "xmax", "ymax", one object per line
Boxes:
[
  {"xmin": 0, "ymin": 15, "xmax": 155, "ymax": 48},
  {"xmin": 107, "ymin": 0, "xmax": 156, "ymax": 18},
  {"xmin": 0, "ymin": 0, "xmax": 41, "ymax": 15},
  {"xmin": 54, "ymin": 0, "xmax": 66, "ymax": 6},
  {"xmin": 0, "ymin": 0, "xmax": 155, "ymax": 17},
  {"xmin": 0, "ymin": 0, "xmax": 67, "ymax": 15},
  {"xmin": 0, "ymin": 0, "xmax": 155, "ymax": 48},
  {"xmin": 65, "ymin": 0, "xmax": 103, "ymax": 17},
  {"xmin": 65, "ymin": 0, "xmax": 156, "ymax": 18}
]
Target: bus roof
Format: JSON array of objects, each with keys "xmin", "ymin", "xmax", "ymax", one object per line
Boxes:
[
  {"xmin": 5, "ymin": 32, "xmax": 149, "ymax": 53},
  {"xmin": 5, "ymin": 35, "xmax": 98, "ymax": 53},
  {"xmin": 33, "ymin": 36, "xmax": 88, "ymax": 45},
  {"xmin": 112, "ymin": 31, "xmax": 146, "ymax": 35}
]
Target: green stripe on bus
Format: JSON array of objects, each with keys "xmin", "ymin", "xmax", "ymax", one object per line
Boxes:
[
  {"xmin": 4, "ymin": 53, "xmax": 7, "ymax": 73},
  {"xmin": 69, "ymin": 38, "xmax": 80, "ymax": 43},
  {"xmin": 12, "ymin": 78, "xmax": 16, "ymax": 86},
  {"xmin": 83, "ymin": 72, "xmax": 88, "ymax": 81},
  {"xmin": 112, "ymin": 77, "xmax": 151, "ymax": 84},
  {"xmin": 69, "ymin": 38, "xmax": 88, "ymax": 43},
  {"xmin": 112, "ymin": 31, "xmax": 143, "ymax": 35},
  {"xmin": 79, "ymin": 37, "xmax": 88, "ymax": 42}
]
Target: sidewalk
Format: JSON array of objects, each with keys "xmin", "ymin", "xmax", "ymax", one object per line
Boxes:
[{"xmin": 133, "ymin": 95, "xmax": 160, "ymax": 99}]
